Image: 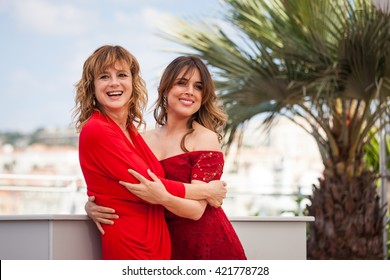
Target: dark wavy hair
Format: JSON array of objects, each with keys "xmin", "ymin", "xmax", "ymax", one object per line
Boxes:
[{"xmin": 153, "ymin": 56, "xmax": 227, "ymax": 151}]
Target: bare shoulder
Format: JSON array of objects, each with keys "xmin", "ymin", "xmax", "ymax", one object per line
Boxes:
[
  {"xmin": 141, "ymin": 128, "xmax": 158, "ymax": 143},
  {"xmin": 191, "ymin": 122, "xmax": 221, "ymax": 151}
]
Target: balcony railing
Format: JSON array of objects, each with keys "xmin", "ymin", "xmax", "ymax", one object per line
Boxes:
[
  {"xmin": 0, "ymin": 214, "xmax": 314, "ymax": 260},
  {"xmin": 0, "ymin": 174, "xmax": 315, "ymax": 259}
]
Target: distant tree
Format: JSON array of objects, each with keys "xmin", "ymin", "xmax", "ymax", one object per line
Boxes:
[
  {"xmin": 29, "ymin": 128, "xmax": 46, "ymax": 145},
  {"xmin": 0, "ymin": 132, "xmax": 25, "ymax": 145}
]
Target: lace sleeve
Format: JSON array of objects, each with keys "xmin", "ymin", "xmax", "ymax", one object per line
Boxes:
[{"xmin": 191, "ymin": 151, "xmax": 224, "ymax": 182}]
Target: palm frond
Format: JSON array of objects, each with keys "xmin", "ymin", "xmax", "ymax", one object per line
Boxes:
[{"xmin": 159, "ymin": 0, "xmax": 390, "ymax": 162}]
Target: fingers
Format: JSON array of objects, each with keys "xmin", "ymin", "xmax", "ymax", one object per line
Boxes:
[
  {"xmin": 93, "ymin": 214, "xmax": 118, "ymax": 235},
  {"xmin": 119, "ymin": 181, "xmax": 146, "ymax": 200},
  {"xmin": 86, "ymin": 201, "xmax": 116, "ymax": 215},
  {"xmin": 89, "ymin": 210, "xmax": 118, "ymax": 225},
  {"xmin": 119, "ymin": 180, "xmax": 141, "ymax": 192},
  {"xmin": 86, "ymin": 196, "xmax": 116, "ymax": 214},
  {"xmin": 96, "ymin": 206, "xmax": 116, "ymax": 214},
  {"xmin": 127, "ymin": 169, "xmax": 161, "ymax": 184},
  {"xmin": 213, "ymin": 201, "xmax": 223, "ymax": 208},
  {"xmin": 127, "ymin": 169, "xmax": 148, "ymax": 184},
  {"xmin": 95, "ymin": 221, "xmax": 105, "ymax": 235},
  {"xmin": 147, "ymin": 169, "xmax": 161, "ymax": 182},
  {"xmin": 98, "ymin": 212, "xmax": 119, "ymax": 221},
  {"xmin": 209, "ymin": 201, "xmax": 219, "ymax": 208},
  {"xmin": 96, "ymin": 216, "xmax": 117, "ymax": 224},
  {"xmin": 207, "ymin": 197, "xmax": 217, "ymax": 207},
  {"xmin": 207, "ymin": 196, "xmax": 224, "ymax": 208}
]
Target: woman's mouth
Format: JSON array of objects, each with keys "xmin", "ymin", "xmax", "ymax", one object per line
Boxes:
[{"xmin": 107, "ymin": 91, "xmax": 123, "ymax": 97}]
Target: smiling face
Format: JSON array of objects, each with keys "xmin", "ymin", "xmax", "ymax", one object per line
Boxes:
[
  {"xmin": 94, "ymin": 61, "xmax": 133, "ymax": 117},
  {"xmin": 166, "ymin": 67, "xmax": 203, "ymax": 120}
]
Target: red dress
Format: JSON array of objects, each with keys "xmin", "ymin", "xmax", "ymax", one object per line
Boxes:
[
  {"xmin": 79, "ymin": 111, "xmax": 185, "ymax": 260},
  {"xmin": 160, "ymin": 151, "xmax": 247, "ymax": 260}
]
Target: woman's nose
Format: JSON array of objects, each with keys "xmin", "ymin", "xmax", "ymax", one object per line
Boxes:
[
  {"xmin": 185, "ymin": 85, "xmax": 194, "ymax": 95},
  {"xmin": 109, "ymin": 77, "xmax": 119, "ymax": 86}
]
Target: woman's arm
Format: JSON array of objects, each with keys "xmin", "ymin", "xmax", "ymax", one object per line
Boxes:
[
  {"xmin": 85, "ymin": 174, "xmax": 225, "ymax": 228},
  {"xmin": 120, "ymin": 169, "xmax": 207, "ymax": 220},
  {"xmin": 143, "ymin": 174, "xmax": 227, "ymax": 207},
  {"xmin": 86, "ymin": 174, "xmax": 226, "ymax": 228},
  {"xmin": 184, "ymin": 182, "xmax": 226, "ymax": 207}
]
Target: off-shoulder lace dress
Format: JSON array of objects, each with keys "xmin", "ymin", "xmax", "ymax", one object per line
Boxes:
[{"xmin": 160, "ymin": 151, "xmax": 247, "ymax": 260}]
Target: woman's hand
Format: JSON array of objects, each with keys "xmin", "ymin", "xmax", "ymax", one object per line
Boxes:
[
  {"xmin": 85, "ymin": 196, "xmax": 118, "ymax": 235},
  {"xmin": 119, "ymin": 169, "xmax": 170, "ymax": 204},
  {"xmin": 205, "ymin": 180, "xmax": 227, "ymax": 208}
]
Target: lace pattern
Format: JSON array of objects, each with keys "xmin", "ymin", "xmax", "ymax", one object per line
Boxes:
[{"xmin": 160, "ymin": 151, "xmax": 247, "ymax": 260}]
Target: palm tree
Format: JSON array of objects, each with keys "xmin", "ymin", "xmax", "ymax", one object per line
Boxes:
[
  {"xmin": 160, "ymin": 0, "xmax": 390, "ymax": 259},
  {"xmin": 364, "ymin": 130, "xmax": 390, "ymax": 173}
]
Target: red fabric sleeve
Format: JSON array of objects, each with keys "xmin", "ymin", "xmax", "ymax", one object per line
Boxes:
[{"xmin": 158, "ymin": 177, "xmax": 185, "ymax": 197}]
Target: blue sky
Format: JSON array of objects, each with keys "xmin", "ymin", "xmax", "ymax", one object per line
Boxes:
[{"xmin": 0, "ymin": 0, "xmax": 222, "ymax": 133}]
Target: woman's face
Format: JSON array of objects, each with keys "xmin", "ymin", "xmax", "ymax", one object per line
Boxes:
[
  {"xmin": 94, "ymin": 61, "xmax": 132, "ymax": 115},
  {"xmin": 166, "ymin": 67, "xmax": 203, "ymax": 119}
]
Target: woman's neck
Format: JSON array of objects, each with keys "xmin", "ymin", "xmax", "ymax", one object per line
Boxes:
[
  {"xmin": 106, "ymin": 110, "xmax": 128, "ymax": 131},
  {"xmin": 164, "ymin": 116, "xmax": 190, "ymax": 135}
]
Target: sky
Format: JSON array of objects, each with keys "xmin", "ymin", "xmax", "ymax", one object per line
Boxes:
[{"xmin": 0, "ymin": 0, "xmax": 222, "ymax": 133}]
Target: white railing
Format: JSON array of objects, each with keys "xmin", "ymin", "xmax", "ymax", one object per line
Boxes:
[
  {"xmin": 0, "ymin": 214, "xmax": 314, "ymax": 260},
  {"xmin": 0, "ymin": 173, "xmax": 86, "ymax": 215},
  {"xmin": 0, "ymin": 174, "xmax": 312, "ymax": 216},
  {"xmin": 0, "ymin": 174, "xmax": 315, "ymax": 259},
  {"xmin": 0, "ymin": 173, "xmax": 79, "ymax": 190}
]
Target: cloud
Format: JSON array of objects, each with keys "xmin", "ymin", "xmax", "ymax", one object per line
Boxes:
[
  {"xmin": 0, "ymin": 0, "xmax": 222, "ymax": 132},
  {"xmin": 9, "ymin": 0, "xmax": 95, "ymax": 36},
  {"xmin": 6, "ymin": 69, "xmax": 40, "ymax": 97},
  {"xmin": 142, "ymin": 6, "xmax": 173, "ymax": 29}
]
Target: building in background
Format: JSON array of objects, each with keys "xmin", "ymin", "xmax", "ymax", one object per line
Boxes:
[{"xmin": 0, "ymin": 118, "xmax": 323, "ymax": 216}]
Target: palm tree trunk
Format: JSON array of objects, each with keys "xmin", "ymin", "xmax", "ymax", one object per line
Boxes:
[{"xmin": 307, "ymin": 169, "xmax": 384, "ymax": 259}]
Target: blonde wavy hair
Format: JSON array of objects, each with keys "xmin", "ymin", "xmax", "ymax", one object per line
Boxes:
[
  {"xmin": 73, "ymin": 45, "xmax": 147, "ymax": 132},
  {"xmin": 153, "ymin": 56, "xmax": 227, "ymax": 152}
]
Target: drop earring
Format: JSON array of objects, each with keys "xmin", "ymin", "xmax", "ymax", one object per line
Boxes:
[{"xmin": 163, "ymin": 96, "xmax": 168, "ymax": 109}]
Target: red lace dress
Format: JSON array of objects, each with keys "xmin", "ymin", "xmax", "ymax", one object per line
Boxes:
[{"xmin": 160, "ymin": 151, "xmax": 247, "ymax": 260}]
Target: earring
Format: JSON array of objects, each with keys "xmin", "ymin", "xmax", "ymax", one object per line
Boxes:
[{"xmin": 162, "ymin": 96, "xmax": 168, "ymax": 109}]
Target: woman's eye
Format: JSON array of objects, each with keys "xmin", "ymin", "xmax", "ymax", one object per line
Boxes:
[
  {"xmin": 118, "ymin": 73, "xmax": 128, "ymax": 78},
  {"xmin": 99, "ymin": 74, "xmax": 109, "ymax": 79},
  {"xmin": 195, "ymin": 84, "xmax": 203, "ymax": 91}
]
